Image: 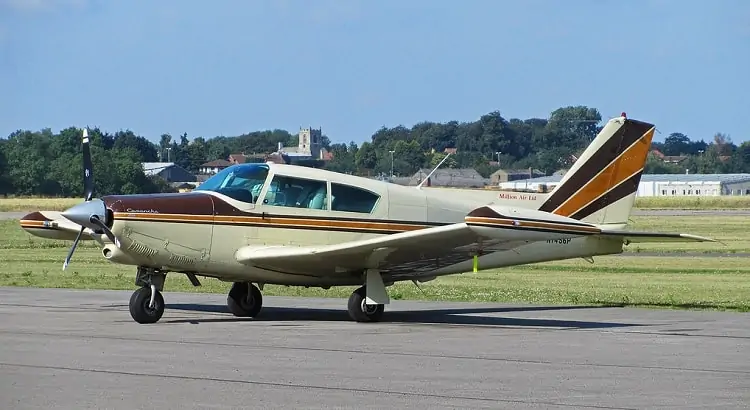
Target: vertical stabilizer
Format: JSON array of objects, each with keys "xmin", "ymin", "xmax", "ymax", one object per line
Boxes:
[{"xmin": 537, "ymin": 114, "xmax": 655, "ymax": 226}]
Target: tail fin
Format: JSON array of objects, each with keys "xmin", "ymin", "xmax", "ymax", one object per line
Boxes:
[{"xmin": 537, "ymin": 114, "xmax": 655, "ymax": 226}]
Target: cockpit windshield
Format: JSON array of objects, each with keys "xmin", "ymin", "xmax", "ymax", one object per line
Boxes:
[{"xmin": 194, "ymin": 163, "xmax": 269, "ymax": 204}]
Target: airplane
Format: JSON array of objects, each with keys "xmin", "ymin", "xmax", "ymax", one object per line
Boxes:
[{"xmin": 19, "ymin": 113, "xmax": 716, "ymax": 324}]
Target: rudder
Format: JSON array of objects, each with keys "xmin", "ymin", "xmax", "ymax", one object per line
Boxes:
[{"xmin": 537, "ymin": 114, "xmax": 655, "ymax": 226}]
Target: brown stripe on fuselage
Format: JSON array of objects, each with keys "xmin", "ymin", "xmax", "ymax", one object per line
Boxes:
[
  {"xmin": 551, "ymin": 126, "xmax": 654, "ymax": 217},
  {"xmin": 112, "ymin": 211, "xmax": 434, "ymax": 234},
  {"xmin": 104, "ymin": 191, "xmax": 449, "ymax": 233},
  {"xmin": 570, "ymin": 170, "xmax": 643, "ymax": 220},
  {"xmin": 103, "ymin": 192, "xmax": 215, "ymax": 215},
  {"xmin": 538, "ymin": 119, "xmax": 654, "ymax": 214}
]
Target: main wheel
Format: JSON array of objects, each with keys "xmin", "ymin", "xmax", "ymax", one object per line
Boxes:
[
  {"xmin": 347, "ymin": 286, "xmax": 384, "ymax": 322},
  {"xmin": 129, "ymin": 286, "xmax": 164, "ymax": 324},
  {"xmin": 227, "ymin": 282, "xmax": 263, "ymax": 317}
]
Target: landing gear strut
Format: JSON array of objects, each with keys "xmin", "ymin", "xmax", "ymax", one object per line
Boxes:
[
  {"xmin": 129, "ymin": 267, "xmax": 166, "ymax": 324},
  {"xmin": 227, "ymin": 282, "xmax": 263, "ymax": 318}
]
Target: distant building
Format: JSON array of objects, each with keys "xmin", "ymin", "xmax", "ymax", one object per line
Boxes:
[
  {"xmin": 142, "ymin": 162, "xmax": 196, "ymax": 183},
  {"xmin": 171, "ymin": 182, "xmax": 199, "ymax": 192},
  {"xmin": 228, "ymin": 153, "xmax": 267, "ymax": 164},
  {"xmin": 650, "ymin": 149, "xmax": 688, "ymax": 164},
  {"xmin": 278, "ymin": 127, "xmax": 332, "ymax": 161},
  {"xmin": 489, "ymin": 168, "xmax": 545, "ymax": 184},
  {"xmin": 199, "ymin": 159, "xmax": 231, "ymax": 175},
  {"xmin": 402, "ymin": 168, "xmax": 489, "ymax": 188},
  {"xmin": 498, "ymin": 173, "xmax": 750, "ymax": 197}
]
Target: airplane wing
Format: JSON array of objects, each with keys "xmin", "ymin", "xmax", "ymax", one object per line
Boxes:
[
  {"xmin": 234, "ymin": 206, "xmax": 604, "ymax": 279},
  {"xmin": 234, "ymin": 205, "xmax": 717, "ymax": 280}
]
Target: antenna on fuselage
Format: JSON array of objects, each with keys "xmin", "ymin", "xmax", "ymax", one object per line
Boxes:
[{"xmin": 416, "ymin": 153, "xmax": 452, "ymax": 190}]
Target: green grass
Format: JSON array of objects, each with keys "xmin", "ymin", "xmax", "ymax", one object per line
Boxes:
[
  {"xmin": 634, "ymin": 195, "xmax": 750, "ymax": 210},
  {"xmin": 2, "ymin": 215, "xmax": 750, "ymax": 312},
  {"xmin": 0, "ymin": 197, "xmax": 81, "ymax": 212},
  {"xmin": 4, "ymin": 195, "xmax": 750, "ymax": 212}
]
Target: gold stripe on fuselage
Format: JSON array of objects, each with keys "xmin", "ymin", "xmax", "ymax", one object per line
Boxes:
[{"xmin": 113, "ymin": 212, "xmax": 602, "ymax": 236}]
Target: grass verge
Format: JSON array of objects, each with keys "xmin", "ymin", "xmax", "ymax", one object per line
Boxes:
[
  {"xmin": 634, "ymin": 196, "xmax": 750, "ymax": 210},
  {"xmin": 2, "ymin": 249, "xmax": 748, "ymax": 311},
  {"xmin": 3, "ymin": 214, "xmax": 750, "ymax": 312}
]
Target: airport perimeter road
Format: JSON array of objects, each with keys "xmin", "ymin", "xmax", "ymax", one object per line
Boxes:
[{"xmin": 0, "ymin": 288, "xmax": 747, "ymax": 409}]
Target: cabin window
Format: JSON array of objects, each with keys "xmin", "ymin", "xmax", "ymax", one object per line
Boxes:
[
  {"xmin": 262, "ymin": 175, "xmax": 328, "ymax": 210},
  {"xmin": 330, "ymin": 183, "xmax": 380, "ymax": 213}
]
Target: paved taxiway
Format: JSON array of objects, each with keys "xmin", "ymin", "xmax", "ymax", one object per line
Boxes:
[{"xmin": 0, "ymin": 288, "xmax": 747, "ymax": 409}]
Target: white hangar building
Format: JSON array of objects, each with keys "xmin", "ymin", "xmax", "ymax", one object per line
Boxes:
[{"xmin": 498, "ymin": 173, "xmax": 750, "ymax": 197}]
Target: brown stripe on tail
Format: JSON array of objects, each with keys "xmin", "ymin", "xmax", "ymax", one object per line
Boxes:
[
  {"xmin": 538, "ymin": 118, "xmax": 655, "ymax": 220},
  {"xmin": 569, "ymin": 170, "xmax": 643, "ymax": 220}
]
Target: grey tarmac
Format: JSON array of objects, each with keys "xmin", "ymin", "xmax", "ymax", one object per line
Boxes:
[{"xmin": 0, "ymin": 287, "xmax": 748, "ymax": 410}]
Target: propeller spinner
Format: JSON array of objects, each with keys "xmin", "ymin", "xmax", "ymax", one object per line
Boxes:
[{"xmin": 61, "ymin": 128, "xmax": 120, "ymax": 270}]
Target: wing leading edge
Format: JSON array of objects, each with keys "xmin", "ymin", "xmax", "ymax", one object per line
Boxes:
[{"xmin": 234, "ymin": 205, "xmax": 716, "ymax": 279}]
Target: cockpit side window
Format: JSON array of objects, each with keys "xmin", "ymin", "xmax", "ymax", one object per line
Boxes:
[
  {"xmin": 262, "ymin": 175, "xmax": 328, "ymax": 210},
  {"xmin": 194, "ymin": 163, "xmax": 269, "ymax": 204},
  {"xmin": 330, "ymin": 183, "xmax": 380, "ymax": 213}
]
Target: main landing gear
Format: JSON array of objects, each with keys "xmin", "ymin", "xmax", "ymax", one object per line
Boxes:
[
  {"xmin": 346, "ymin": 269, "xmax": 390, "ymax": 322},
  {"xmin": 347, "ymin": 286, "xmax": 385, "ymax": 322},
  {"xmin": 227, "ymin": 282, "xmax": 263, "ymax": 318}
]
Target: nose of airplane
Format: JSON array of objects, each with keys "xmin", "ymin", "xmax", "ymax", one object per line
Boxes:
[{"xmin": 61, "ymin": 198, "xmax": 107, "ymax": 231}]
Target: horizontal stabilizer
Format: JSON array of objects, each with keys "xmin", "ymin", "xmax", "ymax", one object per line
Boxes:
[
  {"xmin": 598, "ymin": 230, "xmax": 717, "ymax": 244},
  {"xmin": 19, "ymin": 211, "xmax": 97, "ymax": 241}
]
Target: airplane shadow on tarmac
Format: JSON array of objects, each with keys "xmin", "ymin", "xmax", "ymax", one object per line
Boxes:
[{"xmin": 161, "ymin": 303, "xmax": 644, "ymax": 329}]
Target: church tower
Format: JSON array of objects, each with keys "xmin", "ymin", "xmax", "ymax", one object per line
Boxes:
[{"xmin": 298, "ymin": 127, "xmax": 323, "ymax": 159}]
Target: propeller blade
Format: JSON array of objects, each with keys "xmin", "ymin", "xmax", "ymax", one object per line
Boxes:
[
  {"xmin": 82, "ymin": 128, "xmax": 94, "ymax": 201},
  {"xmin": 89, "ymin": 215, "xmax": 121, "ymax": 248},
  {"xmin": 63, "ymin": 226, "xmax": 86, "ymax": 271}
]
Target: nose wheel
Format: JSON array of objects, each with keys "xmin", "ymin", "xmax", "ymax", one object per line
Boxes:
[
  {"xmin": 129, "ymin": 267, "xmax": 167, "ymax": 324},
  {"xmin": 129, "ymin": 286, "xmax": 164, "ymax": 324}
]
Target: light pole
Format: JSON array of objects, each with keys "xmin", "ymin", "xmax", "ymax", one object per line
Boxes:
[{"xmin": 389, "ymin": 150, "xmax": 395, "ymax": 178}]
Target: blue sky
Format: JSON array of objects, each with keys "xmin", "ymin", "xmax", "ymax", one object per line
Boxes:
[{"xmin": 1, "ymin": 0, "xmax": 748, "ymax": 145}]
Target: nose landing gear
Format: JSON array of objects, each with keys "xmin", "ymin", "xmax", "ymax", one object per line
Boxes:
[{"xmin": 128, "ymin": 267, "xmax": 166, "ymax": 324}]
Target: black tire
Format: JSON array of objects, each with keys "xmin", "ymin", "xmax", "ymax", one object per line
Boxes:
[
  {"xmin": 227, "ymin": 282, "xmax": 263, "ymax": 317},
  {"xmin": 129, "ymin": 287, "xmax": 164, "ymax": 324},
  {"xmin": 347, "ymin": 286, "xmax": 384, "ymax": 322}
]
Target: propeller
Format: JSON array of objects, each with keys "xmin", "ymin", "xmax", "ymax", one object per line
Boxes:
[{"xmin": 61, "ymin": 128, "xmax": 120, "ymax": 270}]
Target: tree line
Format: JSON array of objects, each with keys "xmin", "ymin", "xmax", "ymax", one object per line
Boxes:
[{"xmin": 0, "ymin": 105, "xmax": 747, "ymax": 197}]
